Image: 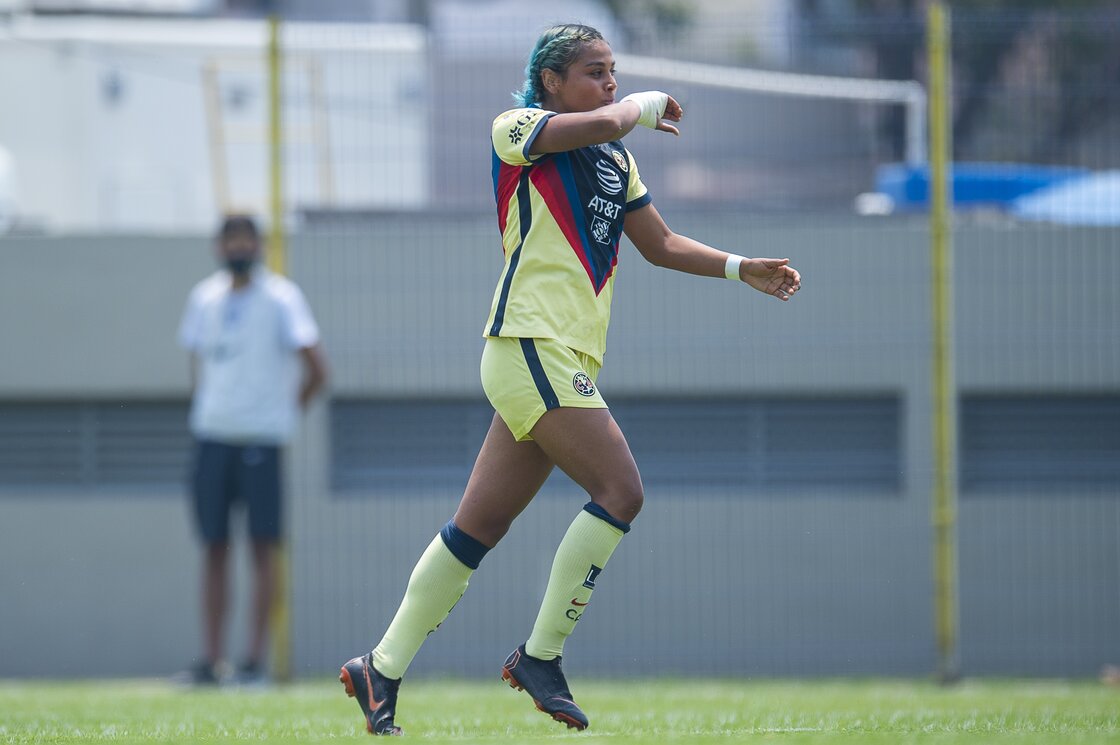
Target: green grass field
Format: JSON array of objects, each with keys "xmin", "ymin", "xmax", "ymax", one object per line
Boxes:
[{"xmin": 0, "ymin": 678, "xmax": 1116, "ymax": 744}]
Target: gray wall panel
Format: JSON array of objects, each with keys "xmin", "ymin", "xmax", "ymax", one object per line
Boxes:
[
  {"xmin": 0, "ymin": 217, "xmax": 1116, "ymax": 678},
  {"xmin": 0, "ymin": 235, "xmax": 206, "ymax": 396}
]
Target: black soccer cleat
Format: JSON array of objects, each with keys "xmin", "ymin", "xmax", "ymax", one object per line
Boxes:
[
  {"xmin": 501, "ymin": 644, "xmax": 589, "ymax": 731},
  {"xmin": 339, "ymin": 653, "xmax": 403, "ymax": 736}
]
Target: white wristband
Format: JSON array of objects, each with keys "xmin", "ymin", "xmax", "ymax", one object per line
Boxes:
[
  {"xmin": 621, "ymin": 91, "xmax": 669, "ymax": 129},
  {"xmin": 724, "ymin": 254, "xmax": 745, "ymax": 281}
]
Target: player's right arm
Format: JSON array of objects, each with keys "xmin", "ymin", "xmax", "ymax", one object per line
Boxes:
[
  {"xmin": 531, "ymin": 94, "xmax": 683, "ymax": 154},
  {"xmin": 493, "ymin": 95, "xmax": 681, "ymax": 166},
  {"xmin": 529, "ymin": 103, "xmax": 640, "ymax": 154}
]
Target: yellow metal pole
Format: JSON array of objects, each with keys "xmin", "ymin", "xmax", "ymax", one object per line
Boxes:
[
  {"xmin": 266, "ymin": 12, "xmax": 292, "ymax": 684},
  {"xmin": 309, "ymin": 58, "xmax": 336, "ymax": 206},
  {"xmin": 927, "ymin": 0, "xmax": 959, "ymax": 684},
  {"xmin": 267, "ymin": 15, "xmax": 286, "ymax": 275},
  {"xmin": 201, "ymin": 61, "xmax": 231, "ymax": 214}
]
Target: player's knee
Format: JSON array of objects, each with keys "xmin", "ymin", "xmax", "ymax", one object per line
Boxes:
[
  {"xmin": 466, "ymin": 520, "xmax": 510, "ymax": 548},
  {"xmin": 451, "ymin": 508, "xmax": 510, "ymax": 548},
  {"xmin": 621, "ymin": 486, "xmax": 644, "ymax": 521},
  {"xmin": 599, "ymin": 481, "xmax": 643, "ymax": 524}
]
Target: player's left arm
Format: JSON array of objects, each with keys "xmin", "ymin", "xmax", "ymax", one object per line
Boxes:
[
  {"xmin": 298, "ymin": 343, "xmax": 328, "ymax": 409},
  {"xmin": 277, "ymin": 282, "xmax": 328, "ymax": 408},
  {"xmin": 624, "ymin": 203, "xmax": 801, "ymax": 301}
]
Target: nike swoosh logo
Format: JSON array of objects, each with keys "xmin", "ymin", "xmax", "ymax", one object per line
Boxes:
[
  {"xmin": 570, "ymin": 598, "xmax": 589, "ymax": 606},
  {"xmin": 363, "ymin": 665, "xmax": 384, "ymax": 711}
]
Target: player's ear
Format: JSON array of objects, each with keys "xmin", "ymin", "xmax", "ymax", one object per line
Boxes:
[{"xmin": 541, "ymin": 69, "xmax": 560, "ymax": 95}]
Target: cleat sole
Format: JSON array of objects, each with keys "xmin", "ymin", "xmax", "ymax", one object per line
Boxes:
[
  {"xmin": 338, "ymin": 666, "xmax": 374, "ymax": 733},
  {"xmin": 552, "ymin": 712, "xmax": 587, "ymax": 730},
  {"xmin": 543, "ymin": 703, "xmax": 587, "ymax": 730},
  {"xmin": 502, "ymin": 666, "xmax": 587, "ymax": 731},
  {"xmin": 501, "ymin": 667, "xmax": 524, "ymax": 691},
  {"xmin": 339, "ymin": 668, "xmax": 356, "ymax": 698}
]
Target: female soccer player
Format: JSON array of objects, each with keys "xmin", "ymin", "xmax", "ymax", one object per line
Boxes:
[{"xmin": 340, "ymin": 22, "xmax": 801, "ymax": 735}]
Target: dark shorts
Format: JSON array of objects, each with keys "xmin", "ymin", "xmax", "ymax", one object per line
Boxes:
[{"xmin": 191, "ymin": 439, "xmax": 282, "ymax": 544}]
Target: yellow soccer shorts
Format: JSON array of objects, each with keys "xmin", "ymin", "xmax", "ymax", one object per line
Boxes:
[{"xmin": 480, "ymin": 336, "xmax": 606, "ymax": 441}]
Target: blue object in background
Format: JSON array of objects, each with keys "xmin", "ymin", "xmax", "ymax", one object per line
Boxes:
[
  {"xmin": 1012, "ymin": 171, "xmax": 1120, "ymax": 226},
  {"xmin": 876, "ymin": 162, "xmax": 1090, "ymax": 210}
]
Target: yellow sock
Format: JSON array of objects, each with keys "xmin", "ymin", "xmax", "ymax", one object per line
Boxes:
[
  {"xmin": 372, "ymin": 534, "xmax": 473, "ymax": 679},
  {"xmin": 525, "ymin": 506, "xmax": 628, "ymax": 660}
]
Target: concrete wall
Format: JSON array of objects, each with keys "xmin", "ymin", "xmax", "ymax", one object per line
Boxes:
[{"xmin": 0, "ymin": 214, "xmax": 1117, "ymax": 678}]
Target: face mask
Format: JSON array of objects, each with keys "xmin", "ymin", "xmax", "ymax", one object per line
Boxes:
[{"xmin": 225, "ymin": 257, "xmax": 255, "ymax": 275}]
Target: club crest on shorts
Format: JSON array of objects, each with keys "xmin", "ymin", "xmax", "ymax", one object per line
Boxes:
[{"xmin": 572, "ymin": 371, "xmax": 596, "ymax": 397}]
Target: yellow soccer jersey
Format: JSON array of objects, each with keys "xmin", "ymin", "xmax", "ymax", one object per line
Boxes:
[{"xmin": 484, "ymin": 106, "xmax": 652, "ymax": 365}]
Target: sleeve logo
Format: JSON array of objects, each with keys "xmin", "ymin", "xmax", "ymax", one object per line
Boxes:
[{"xmin": 508, "ymin": 112, "xmax": 538, "ymax": 145}]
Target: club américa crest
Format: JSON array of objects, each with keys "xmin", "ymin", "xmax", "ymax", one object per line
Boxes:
[
  {"xmin": 572, "ymin": 371, "xmax": 596, "ymax": 397},
  {"xmin": 611, "ymin": 149, "xmax": 628, "ymax": 172}
]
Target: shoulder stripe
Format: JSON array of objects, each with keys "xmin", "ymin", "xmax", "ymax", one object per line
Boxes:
[
  {"xmin": 488, "ymin": 170, "xmax": 533, "ymax": 336},
  {"xmin": 493, "ymin": 152, "xmax": 521, "ymax": 235}
]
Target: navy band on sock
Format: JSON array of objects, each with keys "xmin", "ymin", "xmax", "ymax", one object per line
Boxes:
[
  {"xmin": 582, "ymin": 501, "xmax": 631, "ymax": 534},
  {"xmin": 439, "ymin": 520, "xmax": 491, "ymax": 569}
]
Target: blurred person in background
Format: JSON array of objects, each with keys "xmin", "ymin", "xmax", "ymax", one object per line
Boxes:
[
  {"xmin": 176, "ymin": 214, "xmax": 327, "ymax": 685},
  {"xmin": 339, "ymin": 22, "xmax": 800, "ymax": 735}
]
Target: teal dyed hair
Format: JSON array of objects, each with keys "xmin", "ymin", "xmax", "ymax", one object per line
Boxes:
[{"xmin": 513, "ymin": 23, "xmax": 605, "ymax": 107}]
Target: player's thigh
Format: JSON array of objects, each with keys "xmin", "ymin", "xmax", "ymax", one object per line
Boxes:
[
  {"xmin": 452, "ymin": 412, "xmax": 554, "ymax": 546},
  {"xmin": 482, "ymin": 336, "xmax": 641, "ymax": 514},
  {"xmin": 191, "ymin": 439, "xmax": 237, "ymax": 543},
  {"xmin": 529, "ymin": 407, "xmax": 643, "ymax": 510},
  {"xmin": 237, "ymin": 445, "xmax": 282, "ymax": 542}
]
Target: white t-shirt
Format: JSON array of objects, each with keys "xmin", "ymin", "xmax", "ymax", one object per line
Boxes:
[{"xmin": 178, "ymin": 267, "xmax": 320, "ymax": 444}]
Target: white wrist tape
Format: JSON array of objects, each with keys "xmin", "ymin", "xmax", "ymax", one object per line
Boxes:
[
  {"xmin": 724, "ymin": 254, "xmax": 745, "ymax": 281},
  {"xmin": 621, "ymin": 91, "xmax": 669, "ymax": 129}
]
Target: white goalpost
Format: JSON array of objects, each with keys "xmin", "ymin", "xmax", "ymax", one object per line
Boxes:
[{"xmin": 617, "ymin": 53, "xmax": 928, "ymax": 167}]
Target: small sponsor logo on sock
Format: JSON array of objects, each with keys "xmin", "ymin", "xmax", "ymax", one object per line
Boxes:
[{"xmin": 583, "ymin": 564, "xmax": 602, "ymax": 589}]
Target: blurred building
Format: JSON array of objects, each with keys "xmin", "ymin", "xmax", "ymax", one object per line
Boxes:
[
  {"xmin": 2, "ymin": 0, "xmax": 877, "ymax": 232},
  {"xmin": 0, "ymin": 14, "xmax": 429, "ymax": 232}
]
